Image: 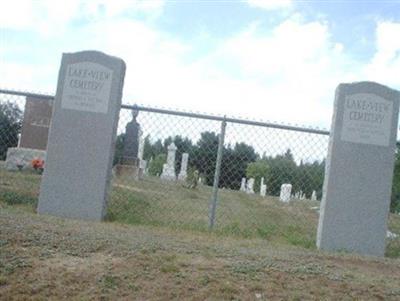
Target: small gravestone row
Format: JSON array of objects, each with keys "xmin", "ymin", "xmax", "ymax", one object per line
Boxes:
[
  {"xmin": 240, "ymin": 178, "xmax": 317, "ymax": 202},
  {"xmin": 158, "ymin": 142, "xmax": 190, "ymax": 181}
]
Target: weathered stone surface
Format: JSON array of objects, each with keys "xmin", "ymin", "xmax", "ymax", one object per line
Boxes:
[
  {"xmin": 19, "ymin": 96, "xmax": 53, "ymax": 150},
  {"xmin": 279, "ymin": 184, "xmax": 292, "ymax": 202},
  {"xmin": 122, "ymin": 110, "xmax": 140, "ymax": 165},
  {"xmin": 38, "ymin": 50, "xmax": 126, "ymax": 221},
  {"xmin": 317, "ymin": 82, "xmax": 400, "ymax": 257},
  {"xmin": 246, "ymin": 178, "xmax": 255, "ymax": 194},
  {"xmin": 311, "ymin": 190, "xmax": 317, "ymax": 201},
  {"xmin": 5, "ymin": 147, "xmax": 46, "ymax": 170},
  {"xmin": 161, "ymin": 143, "xmax": 177, "ymax": 180},
  {"xmin": 260, "ymin": 177, "xmax": 267, "ymax": 197},
  {"xmin": 178, "ymin": 153, "xmax": 189, "ymax": 181},
  {"xmin": 240, "ymin": 178, "xmax": 246, "ymax": 192}
]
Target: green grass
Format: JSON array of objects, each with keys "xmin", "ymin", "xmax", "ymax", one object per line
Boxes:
[
  {"xmin": 1, "ymin": 167, "xmax": 400, "ymax": 257},
  {"xmin": 108, "ymin": 175, "xmax": 321, "ymax": 249}
]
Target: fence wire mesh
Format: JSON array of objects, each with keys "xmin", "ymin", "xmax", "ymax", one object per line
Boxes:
[{"xmin": 1, "ymin": 89, "xmax": 334, "ymax": 248}]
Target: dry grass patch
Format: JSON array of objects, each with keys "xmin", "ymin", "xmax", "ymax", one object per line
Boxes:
[{"xmin": 1, "ymin": 207, "xmax": 400, "ymax": 300}]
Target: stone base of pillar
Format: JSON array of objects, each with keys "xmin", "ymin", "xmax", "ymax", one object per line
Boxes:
[
  {"xmin": 113, "ymin": 164, "xmax": 139, "ymax": 180},
  {"xmin": 161, "ymin": 164, "xmax": 176, "ymax": 180},
  {"xmin": 178, "ymin": 171, "xmax": 187, "ymax": 181},
  {"xmin": 5, "ymin": 147, "xmax": 46, "ymax": 171}
]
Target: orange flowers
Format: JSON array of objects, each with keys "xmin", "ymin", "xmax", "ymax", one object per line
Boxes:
[{"xmin": 31, "ymin": 158, "xmax": 45, "ymax": 172}]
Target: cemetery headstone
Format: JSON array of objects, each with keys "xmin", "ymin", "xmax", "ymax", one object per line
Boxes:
[
  {"xmin": 311, "ymin": 190, "xmax": 317, "ymax": 201},
  {"xmin": 260, "ymin": 184, "xmax": 267, "ymax": 197},
  {"xmin": 139, "ymin": 159, "xmax": 147, "ymax": 175},
  {"xmin": 317, "ymin": 82, "xmax": 400, "ymax": 257},
  {"xmin": 260, "ymin": 177, "xmax": 267, "ymax": 197},
  {"xmin": 114, "ymin": 109, "xmax": 142, "ymax": 179},
  {"xmin": 38, "ymin": 50, "xmax": 126, "ymax": 221},
  {"xmin": 161, "ymin": 142, "xmax": 177, "ymax": 180},
  {"xmin": 138, "ymin": 133, "xmax": 144, "ymax": 161},
  {"xmin": 123, "ymin": 110, "xmax": 140, "ymax": 165},
  {"xmin": 5, "ymin": 96, "xmax": 52, "ymax": 170},
  {"xmin": 246, "ymin": 178, "xmax": 255, "ymax": 194},
  {"xmin": 5, "ymin": 147, "xmax": 46, "ymax": 171},
  {"xmin": 20, "ymin": 96, "xmax": 53, "ymax": 150},
  {"xmin": 178, "ymin": 153, "xmax": 189, "ymax": 181},
  {"xmin": 279, "ymin": 184, "xmax": 292, "ymax": 202},
  {"xmin": 240, "ymin": 178, "xmax": 247, "ymax": 191}
]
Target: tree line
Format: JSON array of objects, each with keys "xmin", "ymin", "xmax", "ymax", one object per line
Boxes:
[{"xmin": 115, "ymin": 130, "xmax": 325, "ymax": 199}]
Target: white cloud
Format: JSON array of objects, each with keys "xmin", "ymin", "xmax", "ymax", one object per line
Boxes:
[
  {"xmin": 363, "ymin": 21, "xmax": 400, "ymax": 88},
  {"xmin": 1, "ymin": 13, "xmax": 354, "ymax": 128},
  {"xmin": 2, "ymin": 8, "xmax": 399, "ymax": 132},
  {"xmin": 0, "ymin": 0, "xmax": 82, "ymax": 34},
  {"xmin": 0, "ymin": 0, "xmax": 165, "ymax": 35},
  {"xmin": 184, "ymin": 17, "xmax": 357, "ymax": 127},
  {"xmin": 247, "ymin": 0, "xmax": 292, "ymax": 10}
]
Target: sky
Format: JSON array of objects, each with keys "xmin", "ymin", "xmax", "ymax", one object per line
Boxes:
[{"xmin": 1, "ymin": 0, "xmax": 400, "ymax": 130}]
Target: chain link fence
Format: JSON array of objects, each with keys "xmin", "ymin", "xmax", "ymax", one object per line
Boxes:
[{"xmin": 1, "ymin": 89, "xmax": 335, "ymax": 248}]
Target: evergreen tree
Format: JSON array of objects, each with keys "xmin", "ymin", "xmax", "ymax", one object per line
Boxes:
[{"xmin": 0, "ymin": 102, "xmax": 22, "ymax": 160}]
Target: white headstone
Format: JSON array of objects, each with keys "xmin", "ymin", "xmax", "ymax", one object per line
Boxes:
[
  {"xmin": 317, "ymin": 82, "xmax": 400, "ymax": 257},
  {"xmin": 259, "ymin": 177, "xmax": 266, "ymax": 197},
  {"xmin": 240, "ymin": 178, "xmax": 247, "ymax": 191},
  {"xmin": 311, "ymin": 190, "xmax": 317, "ymax": 201},
  {"xmin": 246, "ymin": 178, "xmax": 255, "ymax": 194},
  {"xmin": 178, "ymin": 153, "xmax": 189, "ymax": 181},
  {"xmin": 279, "ymin": 184, "xmax": 292, "ymax": 202},
  {"xmin": 138, "ymin": 130, "xmax": 144, "ymax": 161},
  {"xmin": 17, "ymin": 133, "xmax": 21, "ymax": 147},
  {"xmin": 260, "ymin": 184, "xmax": 267, "ymax": 197},
  {"xmin": 139, "ymin": 159, "xmax": 147, "ymax": 170},
  {"xmin": 38, "ymin": 51, "xmax": 125, "ymax": 221},
  {"xmin": 161, "ymin": 142, "xmax": 177, "ymax": 180}
]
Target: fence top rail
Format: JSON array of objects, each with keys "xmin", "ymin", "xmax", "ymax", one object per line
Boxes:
[
  {"xmin": 0, "ymin": 88, "xmax": 330, "ymax": 136},
  {"xmin": 122, "ymin": 104, "xmax": 330, "ymax": 135},
  {"xmin": 0, "ymin": 89, "xmax": 55, "ymax": 100}
]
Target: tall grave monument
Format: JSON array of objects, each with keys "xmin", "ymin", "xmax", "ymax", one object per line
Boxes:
[
  {"xmin": 123, "ymin": 109, "xmax": 140, "ymax": 164},
  {"xmin": 5, "ymin": 95, "xmax": 53, "ymax": 170},
  {"xmin": 178, "ymin": 153, "xmax": 189, "ymax": 181},
  {"xmin": 38, "ymin": 51, "xmax": 126, "ymax": 221},
  {"xmin": 317, "ymin": 82, "xmax": 400, "ymax": 257},
  {"xmin": 114, "ymin": 109, "xmax": 142, "ymax": 179},
  {"xmin": 161, "ymin": 142, "xmax": 177, "ymax": 180},
  {"xmin": 19, "ymin": 96, "xmax": 53, "ymax": 150}
]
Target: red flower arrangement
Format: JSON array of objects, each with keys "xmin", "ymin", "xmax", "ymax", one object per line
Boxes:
[{"xmin": 31, "ymin": 158, "xmax": 45, "ymax": 174}]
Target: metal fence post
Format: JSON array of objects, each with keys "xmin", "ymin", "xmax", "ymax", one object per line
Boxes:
[{"xmin": 209, "ymin": 118, "xmax": 227, "ymax": 230}]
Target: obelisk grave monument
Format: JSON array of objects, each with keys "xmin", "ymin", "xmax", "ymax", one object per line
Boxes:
[
  {"xmin": 114, "ymin": 109, "xmax": 142, "ymax": 179},
  {"xmin": 317, "ymin": 82, "xmax": 399, "ymax": 257},
  {"xmin": 38, "ymin": 51, "xmax": 126, "ymax": 221}
]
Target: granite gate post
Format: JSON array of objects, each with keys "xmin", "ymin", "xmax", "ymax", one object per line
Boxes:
[
  {"xmin": 38, "ymin": 50, "xmax": 126, "ymax": 221},
  {"xmin": 317, "ymin": 82, "xmax": 400, "ymax": 256}
]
